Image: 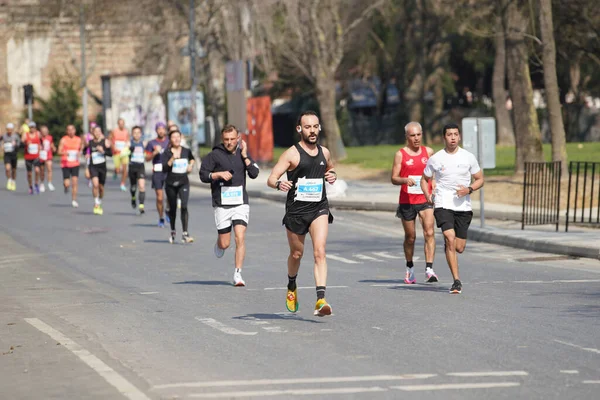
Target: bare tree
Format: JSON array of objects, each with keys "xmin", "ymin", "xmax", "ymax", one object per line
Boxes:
[
  {"xmin": 539, "ymin": 0, "xmax": 567, "ymax": 175},
  {"xmin": 493, "ymin": 15, "xmax": 515, "ymax": 146}
]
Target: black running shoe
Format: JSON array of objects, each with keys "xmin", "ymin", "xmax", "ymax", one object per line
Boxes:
[
  {"xmin": 449, "ymin": 279, "xmax": 462, "ymax": 294},
  {"xmin": 131, "ymin": 198, "xmax": 136, "ymax": 209}
]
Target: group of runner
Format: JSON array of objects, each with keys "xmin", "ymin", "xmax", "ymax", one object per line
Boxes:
[{"xmin": 1, "ymin": 110, "xmax": 483, "ymax": 316}]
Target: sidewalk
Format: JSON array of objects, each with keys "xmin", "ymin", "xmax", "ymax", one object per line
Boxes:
[{"xmin": 190, "ymin": 166, "xmax": 600, "ymax": 261}]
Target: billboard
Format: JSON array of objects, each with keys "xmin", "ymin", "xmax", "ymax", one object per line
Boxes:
[{"xmin": 167, "ymin": 91, "xmax": 206, "ymax": 144}]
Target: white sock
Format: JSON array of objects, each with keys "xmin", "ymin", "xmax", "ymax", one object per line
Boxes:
[{"xmin": 95, "ymin": 197, "xmax": 100, "ymax": 205}]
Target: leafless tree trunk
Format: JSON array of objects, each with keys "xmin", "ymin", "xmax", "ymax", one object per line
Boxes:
[
  {"xmin": 539, "ymin": 0, "xmax": 567, "ymax": 176},
  {"xmin": 492, "ymin": 16, "xmax": 515, "ymax": 146},
  {"xmin": 504, "ymin": 0, "xmax": 544, "ymax": 174}
]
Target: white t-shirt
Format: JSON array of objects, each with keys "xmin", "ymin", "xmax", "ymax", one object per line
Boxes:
[{"xmin": 423, "ymin": 147, "xmax": 481, "ymax": 211}]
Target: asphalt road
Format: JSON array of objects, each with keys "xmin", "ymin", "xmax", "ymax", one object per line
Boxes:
[{"xmin": 1, "ymin": 173, "xmax": 599, "ymax": 399}]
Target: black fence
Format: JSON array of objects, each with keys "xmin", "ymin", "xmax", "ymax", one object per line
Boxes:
[
  {"xmin": 566, "ymin": 161, "xmax": 600, "ymax": 232},
  {"xmin": 522, "ymin": 161, "xmax": 561, "ymax": 231}
]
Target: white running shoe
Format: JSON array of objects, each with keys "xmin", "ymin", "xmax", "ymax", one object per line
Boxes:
[
  {"xmin": 425, "ymin": 267, "xmax": 439, "ymax": 283},
  {"xmin": 72, "ymin": 200, "xmax": 79, "ymax": 208},
  {"xmin": 48, "ymin": 182, "xmax": 55, "ymax": 191},
  {"xmin": 39, "ymin": 183, "xmax": 45, "ymax": 193},
  {"xmin": 404, "ymin": 267, "xmax": 416, "ymax": 284},
  {"xmin": 233, "ymin": 271, "xmax": 245, "ymax": 287},
  {"xmin": 214, "ymin": 242, "xmax": 225, "ymax": 258}
]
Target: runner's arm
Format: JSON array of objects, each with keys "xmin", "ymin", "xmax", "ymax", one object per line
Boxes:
[
  {"xmin": 421, "ymin": 159, "xmax": 434, "ymax": 203},
  {"xmin": 322, "ymin": 146, "xmax": 336, "ymax": 184},
  {"xmin": 267, "ymin": 148, "xmax": 293, "ymax": 189},
  {"xmin": 390, "ymin": 150, "xmax": 407, "ymax": 185},
  {"xmin": 199, "ymin": 152, "xmax": 215, "ymax": 182},
  {"xmin": 57, "ymin": 138, "xmax": 65, "ymax": 155}
]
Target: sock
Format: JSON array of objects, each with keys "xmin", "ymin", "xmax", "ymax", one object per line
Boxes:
[
  {"xmin": 95, "ymin": 197, "xmax": 100, "ymax": 205},
  {"xmin": 316, "ymin": 286, "xmax": 326, "ymax": 300},
  {"xmin": 406, "ymin": 260, "xmax": 414, "ymax": 268},
  {"xmin": 426, "ymin": 262, "xmax": 433, "ymax": 270},
  {"xmin": 139, "ymin": 191, "xmax": 145, "ymax": 204},
  {"xmin": 287, "ymin": 274, "xmax": 297, "ymax": 291},
  {"xmin": 130, "ymin": 187, "xmax": 136, "ymax": 201}
]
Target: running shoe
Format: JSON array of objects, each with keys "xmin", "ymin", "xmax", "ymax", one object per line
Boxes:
[
  {"xmin": 28, "ymin": 187, "xmax": 34, "ymax": 195},
  {"xmin": 48, "ymin": 182, "xmax": 55, "ymax": 191},
  {"xmin": 138, "ymin": 204, "xmax": 145, "ymax": 214},
  {"xmin": 165, "ymin": 212, "xmax": 171, "ymax": 224},
  {"xmin": 72, "ymin": 200, "xmax": 79, "ymax": 208},
  {"xmin": 34, "ymin": 184, "xmax": 40, "ymax": 194},
  {"xmin": 131, "ymin": 198, "xmax": 136, "ymax": 209},
  {"xmin": 425, "ymin": 267, "xmax": 439, "ymax": 283},
  {"xmin": 181, "ymin": 232, "xmax": 194, "ymax": 244},
  {"xmin": 449, "ymin": 279, "xmax": 462, "ymax": 294},
  {"xmin": 97, "ymin": 205, "xmax": 103, "ymax": 215},
  {"xmin": 158, "ymin": 219, "xmax": 165, "ymax": 228},
  {"xmin": 314, "ymin": 298, "xmax": 332, "ymax": 317},
  {"xmin": 286, "ymin": 289, "xmax": 298, "ymax": 313},
  {"xmin": 214, "ymin": 242, "xmax": 225, "ymax": 258},
  {"xmin": 120, "ymin": 184, "xmax": 127, "ymax": 192},
  {"xmin": 9, "ymin": 180, "xmax": 15, "ymax": 191},
  {"xmin": 404, "ymin": 268, "xmax": 416, "ymax": 284},
  {"xmin": 39, "ymin": 183, "xmax": 45, "ymax": 193},
  {"xmin": 233, "ymin": 271, "xmax": 246, "ymax": 287},
  {"xmin": 169, "ymin": 231, "xmax": 176, "ymax": 244},
  {"xmin": 93, "ymin": 205, "xmax": 101, "ymax": 215}
]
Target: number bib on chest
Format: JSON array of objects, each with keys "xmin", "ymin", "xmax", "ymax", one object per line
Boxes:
[
  {"xmin": 407, "ymin": 175, "xmax": 424, "ymax": 194},
  {"xmin": 39, "ymin": 150, "xmax": 48, "ymax": 161},
  {"xmin": 115, "ymin": 141, "xmax": 126, "ymax": 152},
  {"xmin": 295, "ymin": 178, "xmax": 323, "ymax": 202},
  {"xmin": 92, "ymin": 151, "xmax": 105, "ymax": 165},
  {"xmin": 67, "ymin": 150, "xmax": 79, "ymax": 162},
  {"xmin": 131, "ymin": 148, "xmax": 144, "ymax": 163},
  {"xmin": 221, "ymin": 185, "xmax": 243, "ymax": 205},
  {"xmin": 172, "ymin": 159, "xmax": 188, "ymax": 174},
  {"xmin": 3, "ymin": 142, "xmax": 14, "ymax": 152},
  {"xmin": 28, "ymin": 143, "xmax": 39, "ymax": 155},
  {"xmin": 153, "ymin": 163, "xmax": 163, "ymax": 172}
]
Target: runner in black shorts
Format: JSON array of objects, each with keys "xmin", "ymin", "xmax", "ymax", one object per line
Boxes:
[
  {"xmin": 268, "ymin": 111, "xmax": 337, "ymax": 317},
  {"xmin": 128, "ymin": 126, "xmax": 146, "ymax": 214},
  {"xmin": 1, "ymin": 123, "xmax": 19, "ymax": 191},
  {"xmin": 145, "ymin": 123, "xmax": 169, "ymax": 227},
  {"xmin": 88, "ymin": 126, "xmax": 112, "ymax": 215}
]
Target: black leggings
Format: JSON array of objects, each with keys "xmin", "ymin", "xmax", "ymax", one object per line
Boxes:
[{"xmin": 165, "ymin": 183, "xmax": 190, "ymax": 232}]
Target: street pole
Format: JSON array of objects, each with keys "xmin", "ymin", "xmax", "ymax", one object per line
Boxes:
[
  {"xmin": 80, "ymin": 2, "xmax": 88, "ymax": 136},
  {"xmin": 27, "ymin": 99, "xmax": 33, "ymax": 121},
  {"xmin": 476, "ymin": 119, "xmax": 485, "ymax": 228},
  {"xmin": 189, "ymin": 0, "xmax": 198, "ymax": 160}
]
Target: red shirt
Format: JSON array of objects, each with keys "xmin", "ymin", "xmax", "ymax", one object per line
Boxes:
[
  {"xmin": 23, "ymin": 132, "xmax": 41, "ymax": 161},
  {"xmin": 398, "ymin": 146, "xmax": 432, "ymax": 204},
  {"xmin": 60, "ymin": 135, "xmax": 82, "ymax": 168},
  {"xmin": 40, "ymin": 135, "xmax": 53, "ymax": 161}
]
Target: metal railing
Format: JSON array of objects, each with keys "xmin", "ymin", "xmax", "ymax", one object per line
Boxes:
[
  {"xmin": 522, "ymin": 161, "xmax": 561, "ymax": 231},
  {"xmin": 566, "ymin": 161, "xmax": 600, "ymax": 232}
]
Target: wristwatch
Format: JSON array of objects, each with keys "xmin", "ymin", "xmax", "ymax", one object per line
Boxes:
[
  {"xmin": 468, "ymin": 186, "xmax": 474, "ymax": 194},
  {"xmin": 275, "ymin": 181, "xmax": 281, "ymax": 191}
]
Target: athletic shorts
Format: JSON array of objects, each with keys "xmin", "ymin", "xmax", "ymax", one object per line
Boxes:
[
  {"xmin": 25, "ymin": 159, "xmax": 40, "ymax": 172},
  {"xmin": 396, "ymin": 202, "xmax": 433, "ymax": 221},
  {"xmin": 62, "ymin": 166, "xmax": 80, "ymax": 180},
  {"xmin": 113, "ymin": 153, "xmax": 129, "ymax": 169},
  {"xmin": 283, "ymin": 208, "xmax": 333, "ymax": 236},
  {"xmin": 433, "ymin": 208, "xmax": 473, "ymax": 239},
  {"xmin": 152, "ymin": 171, "xmax": 166, "ymax": 190},
  {"xmin": 214, "ymin": 204, "xmax": 250, "ymax": 234},
  {"xmin": 3, "ymin": 153, "xmax": 17, "ymax": 169},
  {"xmin": 89, "ymin": 165, "xmax": 107, "ymax": 185},
  {"xmin": 129, "ymin": 164, "xmax": 146, "ymax": 181}
]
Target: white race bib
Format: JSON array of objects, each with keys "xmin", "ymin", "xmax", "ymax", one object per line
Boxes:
[
  {"xmin": 39, "ymin": 150, "xmax": 48, "ymax": 161},
  {"xmin": 3, "ymin": 142, "xmax": 14, "ymax": 152},
  {"xmin": 131, "ymin": 148, "xmax": 144, "ymax": 163},
  {"xmin": 172, "ymin": 158, "xmax": 188, "ymax": 174},
  {"xmin": 115, "ymin": 141, "xmax": 126, "ymax": 151},
  {"xmin": 28, "ymin": 143, "xmax": 39, "ymax": 155},
  {"xmin": 91, "ymin": 151, "xmax": 105, "ymax": 165},
  {"xmin": 43, "ymin": 141, "xmax": 51, "ymax": 151},
  {"xmin": 295, "ymin": 177, "xmax": 323, "ymax": 202},
  {"xmin": 67, "ymin": 150, "xmax": 79, "ymax": 162},
  {"xmin": 407, "ymin": 175, "xmax": 424, "ymax": 194},
  {"xmin": 220, "ymin": 185, "xmax": 243, "ymax": 205},
  {"xmin": 153, "ymin": 163, "xmax": 163, "ymax": 172}
]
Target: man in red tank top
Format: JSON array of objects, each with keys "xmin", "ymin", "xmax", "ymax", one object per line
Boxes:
[
  {"xmin": 21, "ymin": 121, "xmax": 42, "ymax": 195},
  {"xmin": 391, "ymin": 122, "xmax": 438, "ymax": 284},
  {"xmin": 58, "ymin": 124, "xmax": 83, "ymax": 208}
]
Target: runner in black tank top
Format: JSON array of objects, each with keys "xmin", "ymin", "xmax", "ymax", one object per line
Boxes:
[{"xmin": 268, "ymin": 111, "xmax": 337, "ymax": 317}]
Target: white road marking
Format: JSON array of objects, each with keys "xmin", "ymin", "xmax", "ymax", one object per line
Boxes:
[
  {"xmin": 560, "ymin": 370, "xmax": 579, "ymax": 374},
  {"xmin": 327, "ymin": 254, "xmax": 360, "ymax": 264},
  {"xmin": 24, "ymin": 318, "xmax": 150, "ymax": 400},
  {"xmin": 139, "ymin": 292, "xmax": 159, "ymax": 295},
  {"xmin": 189, "ymin": 386, "xmax": 387, "ymax": 398},
  {"xmin": 152, "ymin": 374, "xmax": 437, "ymax": 389},
  {"xmin": 554, "ymin": 339, "xmax": 600, "ymax": 354},
  {"xmin": 195, "ymin": 317, "xmax": 257, "ymax": 336},
  {"xmin": 583, "ymin": 380, "xmax": 600, "ymax": 384},
  {"xmin": 446, "ymin": 371, "xmax": 528, "ymax": 377},
  {"xmin": 514, "ymin": 279, "xmax": 600, "ymax": 284},
  {"xmin": 372, "ymin": 252, "xmax": 402, "ymax": 259},
  {"xmin": 263, "ymin": 286, "xmax": 349, "ymax": 291},
  {"xmin": 354, "ymin": 254, "xmax": 384, "ymax": 262},
  {"xmin": 239, "ymin": 316, "xmax": 288, "ymax": 333},
  {"xmin": 392, "ymin": 382, "xmax": 521, "ymax": 391}
]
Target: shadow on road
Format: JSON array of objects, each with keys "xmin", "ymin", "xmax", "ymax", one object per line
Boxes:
[
  {"xmin": 390, "ymin": 284, "xmax": 448, "ymax": 293},
  {"xmin": 358, "ymin": 279, "xmax": 404, "ymax": 284},
  {"xmin": 233, "ymin": 313, "xmax": 323, "ymax": 324},
  {"xmin": 132, "ymin": 223, "xmax": 158, "ymax": 227}
]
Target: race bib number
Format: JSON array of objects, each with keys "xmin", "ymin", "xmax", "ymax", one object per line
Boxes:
[
  {"xmin": 115, "ymin": 141, "xmax": 126, "ymax": 151},
  {"xmin": 3, "ymin": 142, "xmax": 14, "ymax": 152},
  {"xmin": 39, "ymin": 150, "xmax": 48, "ymax": 161},
  {"xmin": 67, "ymin": 150, "xmax": 79, "ymax": 162},
  {"xmin": 92, "ymin": 151, "xmax": 105, "ymax": 165},
  {"xmin": 28, "ymin": 143, "xmax": 39, "ymax": 155},
  {"xmin": 295, "ymin": 177, "xmax": 323, "ymax": 202},
  {"xmin": 407, "ymin": 175, "xmax": 423, "ymax": 194},
  {"xmin": 131, "ymin": 148, "xmax": 144, "ymax": 163},
  {"xmin": 172, "ymin": 159, "xmax": 188, "ymax": 174},
  {"xmin": 43, "ymin": 141, "xmax": 51, "ymax": 151},
  {"xmin": 221, "ymin": 185, "xmax": 243, "ymax": 205},
  {"xmin": 153, "ymin": 163, "xmax": 163, "ymax": 172}
]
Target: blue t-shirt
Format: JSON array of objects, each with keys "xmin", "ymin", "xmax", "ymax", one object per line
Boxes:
[{"xmin": 144, "ymin": 137, "xmax": 169, "ymax": 165}]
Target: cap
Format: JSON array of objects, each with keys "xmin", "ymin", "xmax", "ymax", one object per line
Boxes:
[
  {"xmin": 28, "ymin": 121, "xmax": 37, "ymax": 128},
  {"xmin": 155, "ymin": 122, "xmax": 166, "ymax": 130},
  {"xmin": 6, "ymin": 123, "xmax": 14, "ymax": 129},
  {"xmin": 90, "ymin": 121, "xmax": 98, "ymax": 128}
]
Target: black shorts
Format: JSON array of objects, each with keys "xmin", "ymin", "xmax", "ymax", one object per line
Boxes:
[
  {"xmin": 129, "ymin": 164, "xmax": 146, "ymax": 182},
  {"xmin": 62, "ymin": 166, "xmax": 80, "ymax": 180},
  {"xmin": 89, "ymin": 165, "xmax": 107, "ymax": 185},
  {"xmin": 283, "ymin": 208, "xmax": 334, "ymax": 236},
  {"xmin": 3, "ymin": 153, "xmax": 17, "ymax": 169},
  {"xmin": 25, "ymin": 159, "xmax": 41, "ymax": 172},
  {"xmin": 396, "ymin": 202, "xmax": 433, "ymax": 221},
  {"xmin": 152, "ymin": 171, "xmax": 166, "ymax": 190},
  {"xmin": 433, "ymin": 208, "xmax": 473, "ymax": 239}
]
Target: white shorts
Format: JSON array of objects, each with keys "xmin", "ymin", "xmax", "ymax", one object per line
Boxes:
[{"xmin": 214, "ymin": 204, "xmax": 250, "ymax": 232}]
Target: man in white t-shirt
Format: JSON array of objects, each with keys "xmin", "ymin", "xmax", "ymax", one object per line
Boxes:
[{"xmin": 420, "ymin": 123, "xmax": 484, "ymax": 294}]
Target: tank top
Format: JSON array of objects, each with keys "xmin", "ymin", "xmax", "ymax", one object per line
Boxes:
[
  {"xmin": 23, "ymin": 132, "xmax": 41, "ymax": 160},
  {"xmin": 61, "ymin": 135, "xmax": 82, "ymax": 168},
  {"xmin": 285, "ymin": 143, "xmax": 328, "ymax": 216},
  {"xmin": 112, "ymin": 128, "xmax": 128, "ymax": 155},
  {"xmin": 398, "ymin": 146, "xmax": 431, "ymax": 204},
  {"xmin": 40, "ymin": 135, "xmax": 53, "ymax": 161},
  {"xmin": 89, "ymin": 139, "xmax": 109, "ymax": 168},
  {"xmin": 129, "ymin": 141, "xmax": 145, "ymax": 164}
]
